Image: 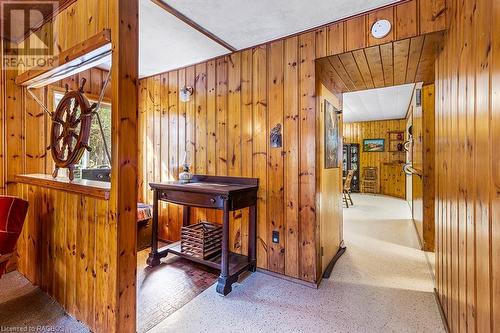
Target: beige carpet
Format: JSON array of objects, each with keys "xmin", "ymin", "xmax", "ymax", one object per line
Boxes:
[
  {"xmin": 148, "ymin": 194, "xmax": 445, "ymax": 333},
  {"xmin": 0, "ymin": 271, "xmax": 89, "ymax": 333}
]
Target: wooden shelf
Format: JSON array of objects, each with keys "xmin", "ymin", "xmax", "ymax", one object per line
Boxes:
[
  {"xmin": 15, "ymin": 173, "xmax": 110, "ymax": 200},
  {"xmin": 162, "ymin": 242, "xmax": 251, "ymax": 275}
]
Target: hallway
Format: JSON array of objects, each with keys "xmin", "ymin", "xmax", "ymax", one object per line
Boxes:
[
  {"xmin": 146, "ymin": 194, "xmax": 445, "ymax": 332},
  {"xmin": 340, "ymin": 193, "xmax": 434, "ymax": 292}
]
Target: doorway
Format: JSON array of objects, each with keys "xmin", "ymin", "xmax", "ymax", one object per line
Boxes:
[{"xmin": 316, "ymin": 30, "xmax": 443, "ymax": 279}]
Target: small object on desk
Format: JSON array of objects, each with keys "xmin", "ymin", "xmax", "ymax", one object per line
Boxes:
[
  {"xmin": 179, "ymin": 164, "xmax": 192, "ymax": 183},
  {"xmin": 147, "ymin": 175, "xmax": 259, "ymax": 296},
  {"xmin": 179, "ymin": 151, "xmax": 193, "ymax": 183}
]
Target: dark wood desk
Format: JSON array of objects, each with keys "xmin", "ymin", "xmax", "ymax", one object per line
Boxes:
[{"xmin": 147, "ymin": 175, "xmax": 259, "ymax": 295}]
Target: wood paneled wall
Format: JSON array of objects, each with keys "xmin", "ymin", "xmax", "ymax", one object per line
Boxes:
[
  {"xmin": 410, "ymin": 84, "xmax": 435, "ymax": 251},
  {"xmin": 0, "ymin": 2, "xmax": 450, "ymax": 330},
  {"xmin": 16, "ymin": 185, "xmax": 115, "ymax": 333},
  {"xmin": 6, "ymin": 69, "xmax": 114, "ymax": 330},
  {"xmin": 317, "ymin": 84, "xmax": 343, "ymax": 273},
  {"xmin": 343, "ymin": 119, "xmax": 407, "ymax": 198},
  {"xmin": 316, "ymin": 0, "xmax": 447, "ymax": 94},
  {"xmin": 3, "ymin": 0, "xmax": 111, "ymax": 194},
  {"xmin": 138, "ymin": 37, "xmax": 320, "ymax": 282},
  {"xmin": 434, "ymin": 0, "xmax": 500, "ymax": 331},
  {"xmin": 4, "ymin": 66, "xmax": 111, "ymax": 192},
  {"xmin": 1, "ymin": 1, "xmax": 134, "ymax": 332},
  {"xmin": 138, "ymin": 0, "xmax": 447, "ymax": 283},
  {"xmin": 4, "ymin": 67, "xmax": 110, "ymax": 273}
]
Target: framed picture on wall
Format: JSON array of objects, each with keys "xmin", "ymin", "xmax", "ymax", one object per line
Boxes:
[
  {"xmin": 324, "ymin": 100, "xmax": 341, "ymax": 169},
  {"xmin": 363, "ymin": 138, "xmax": 385, "ymax": 152}
]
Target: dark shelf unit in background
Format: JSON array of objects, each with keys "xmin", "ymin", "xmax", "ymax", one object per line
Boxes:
[{"xmin": 343, "ymin": 143, "xmax": 360, "ymax": 192}]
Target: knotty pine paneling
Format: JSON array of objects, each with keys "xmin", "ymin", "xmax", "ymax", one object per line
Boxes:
[
  {"xmin": 410, "ymin": 84, "xmax": 436, "ymax": 251},
  {"xmin": 343, "ymin": 119, "xmax": 407, "ymax": 198},
  {"xmin": 7, "ymin": 67, "xmax": 111, "ymax": 194},
  {"xmin": 434, "ymin": 0, "xmax": 500, "ymax": 332},
  {"xmin": 138, "ymin": 35, "xmax": 320, "ymax": 281},
  {"xmin": 3, "ymin": 0, "xmax": 449, "ymax": 291},
  {"xmin": 3, "ymin": 1, "xmax": 119, "ymax": 331},
  {"xmin": 8, "ymin": 67, "xmax": 113, "ymax": 331},
  {"xmin": 137, "ymin": 0, "xmax": 447, "ymax": 283},
  {"xmin": 318, "ymin": 85, "xmax": 343, "ymax": 275},
  {"xmin": 16, "ymin": 184, "xmax": 114, "ymax": 333}
]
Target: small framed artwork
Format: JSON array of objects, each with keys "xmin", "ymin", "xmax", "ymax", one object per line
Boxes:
[
  {"xmin": 363, "ymin": 138, "xmax": 385, "ymax": 152},
  {"xmin": 324, "ymin": 100, "xmax": 341, "ymax": 169}
]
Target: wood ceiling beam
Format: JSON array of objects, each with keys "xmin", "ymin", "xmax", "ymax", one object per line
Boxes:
[{"xmin": 151, "ymin": 0, "xmax": 237, "ymax": 52}]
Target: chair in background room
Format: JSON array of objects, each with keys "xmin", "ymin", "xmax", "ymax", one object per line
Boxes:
[
  {"xmin": 343, "ymin": 170, "xmax": 354, "ymax": 208},
  {"xmin": 0, "ymin": 196, "xmax": 29, "ymax": 278},
  {"xmin": 362, "ymin": 167, "xmax": 378, "ymax": 193}
]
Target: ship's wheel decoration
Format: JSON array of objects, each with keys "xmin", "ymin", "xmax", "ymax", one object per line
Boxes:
[
  {"xmin": 48, "ymin": 79, "xmax": 93, "ymax": 180},
  {"xmin": 32, "ymin": 72, "xmax": 112, "ymax": 182}
]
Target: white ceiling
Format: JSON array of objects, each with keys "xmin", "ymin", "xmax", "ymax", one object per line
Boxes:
[
  {"xmin": 138, "ymin": 0, "xmax": 399, "ymax": 77},
  {"xmin": 139, "ymin": 0, "xmax": 230, "ymax": 77},
  {"xmin": 343, "ymin": 84, "xmax": 415, "ymax": 123},
  {"xmin": 161, "ymin": 0, "xmax": 399, "ymax": 50}
]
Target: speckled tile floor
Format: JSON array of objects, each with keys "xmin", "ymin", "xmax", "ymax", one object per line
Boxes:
[{"xmin": 149, "ymin": 194, "xmax": 445, "ymax": 333}]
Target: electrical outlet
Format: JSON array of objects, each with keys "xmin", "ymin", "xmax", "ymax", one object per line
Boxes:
[{"xmin": 272, "ymin": 231, "xmax": 279, "ymax": 244}]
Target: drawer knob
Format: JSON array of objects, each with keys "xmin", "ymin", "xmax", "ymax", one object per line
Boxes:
[{"xmin": 210, "ymin": 198, "xmax": 216, "ymax": 204}]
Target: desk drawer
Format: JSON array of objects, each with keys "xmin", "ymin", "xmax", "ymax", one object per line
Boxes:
[{"xmin": 158, "ymin": 190, "xmax": 223, "ymax": 209}]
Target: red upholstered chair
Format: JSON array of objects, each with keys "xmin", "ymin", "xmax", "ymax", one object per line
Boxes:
[{"xmin": 0, "ymin": 196, "xmax": 29, "ymax": 278}]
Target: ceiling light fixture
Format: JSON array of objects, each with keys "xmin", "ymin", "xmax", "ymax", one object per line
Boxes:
[
  {"xmin": 179, "ymin": 86, "xmax": 193, "ymax": 102},
  {"xmin": 371, "ymin": 19, "xmax": 392, "ymax": 39}
]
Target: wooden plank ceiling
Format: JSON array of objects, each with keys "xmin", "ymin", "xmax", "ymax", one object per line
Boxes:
[{"xmin": 317, "ymin": 31, "xmax": 444, "ymax": 93}]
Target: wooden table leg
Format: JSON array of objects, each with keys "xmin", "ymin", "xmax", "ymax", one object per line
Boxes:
[
  {"xmin": 147, "ymin": 189, "xmax": 161, "ymax": 266},
  {"xmin": 248, "ymin": 204, "xmax": 257, "ymax": 272},
  {"xmin": 216, "ymin": 196, "xmax": 231, "ymax": 295},
  {"xmin": 183, "ymin": 205, "xmax": 190, "ymax": 227}
]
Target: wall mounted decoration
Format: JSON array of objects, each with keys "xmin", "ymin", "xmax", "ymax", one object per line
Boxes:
[
  {"xmin": 324, "ymin": 100, "xmax": 340, "ymax": 168},
  {"xmin": 47, "ymin": 75, "xmax": 112, "ymax": 181},
  {"xmin": 180, "ymin": 85, "xmax": 193, "ymax": 102},
  {"xmin": 270, "ymin": 123, "xmax": 282, "ymax": 148},
  {"xmin": 363, "ymin": 138, "xmax": 385, "ymax": 152}
]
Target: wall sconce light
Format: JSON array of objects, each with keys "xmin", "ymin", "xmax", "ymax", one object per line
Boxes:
[{"xmin": 180, "ymin": 86, "xmax": 193, "ymax": 102}]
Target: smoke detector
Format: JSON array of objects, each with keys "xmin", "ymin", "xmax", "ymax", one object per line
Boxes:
[{"xmin": 371, "ymin": 19, "xmax": 392, "ymax": 39}]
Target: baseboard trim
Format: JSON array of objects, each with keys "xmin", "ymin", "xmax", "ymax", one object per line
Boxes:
[
  {"xmin": 322, "ymin": 245, "xmax": 347, "ymax": 279},
  {"xmin": 433, "ymin": 288, "xmax": 450, "ymax": 333},
  {"xmin": 256, "ymin": 268, "xmax": 318, "ymax": 289}
]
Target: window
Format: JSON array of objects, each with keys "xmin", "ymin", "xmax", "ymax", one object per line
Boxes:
[{"xmin": 53, "ymin": 91, "xmax": 111, "ymax": 170}]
